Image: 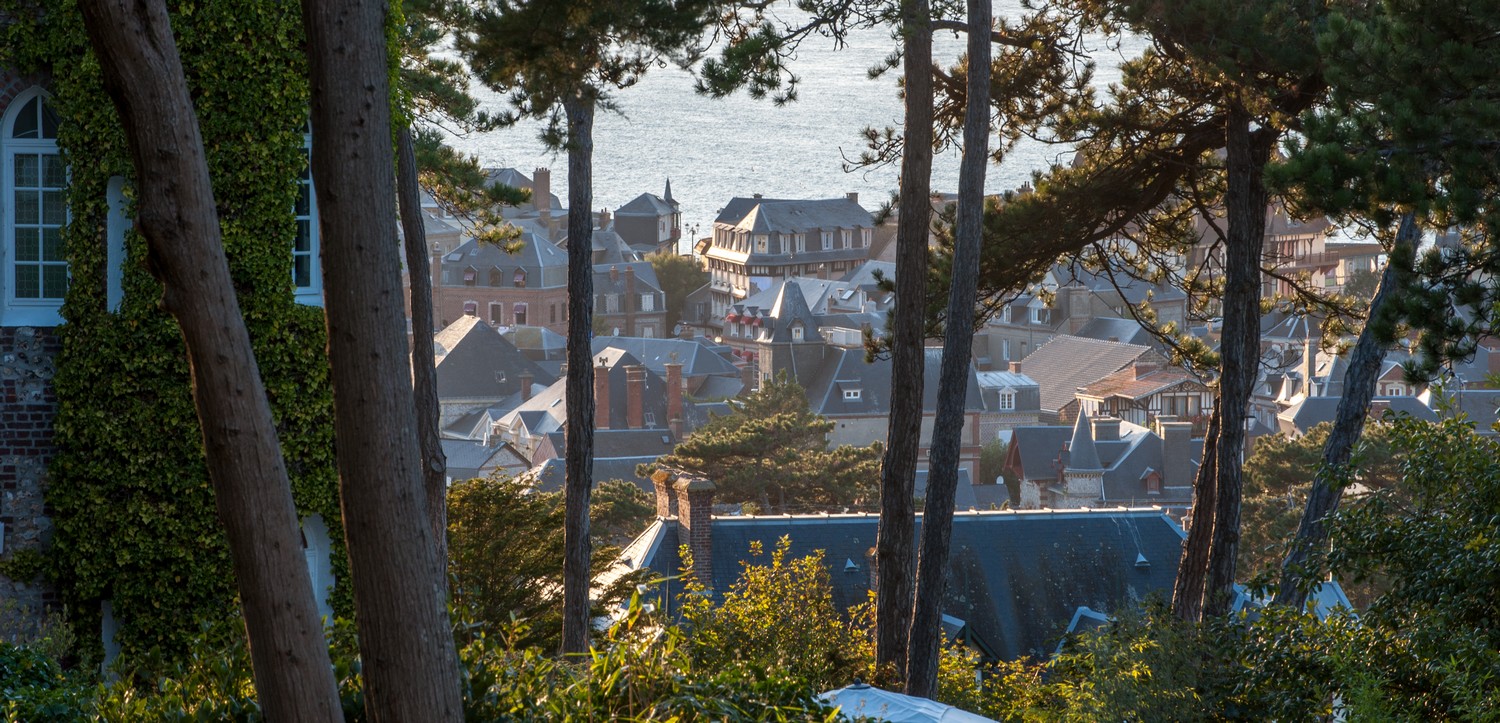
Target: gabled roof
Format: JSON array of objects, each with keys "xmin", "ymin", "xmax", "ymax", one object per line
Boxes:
[
  {"xmin": 1077, "ymin": 365, "xmax": 1206, "ymax": 402},
  {"xmin": 714, "ymin": 197, "xmax": 872, "ymax": 234},
  {"xmin": 592, "ymin": 228, "xmax": 639, "ymax": 265},
  {"xmin": 441, "ymin": 232, "xmax": 567, "ymax": 282},
  {"xmin": 627, "ymin": 509, "xmax": 1185, "ymax": 661},
  {"xmin": 1074, "ymin": 317, "xmax": 1156, "ymax": 347},
  {"xmin": 593, "ymin": 262, "xmax": 664, "ymax": 297},
  {"xmin": 441, "ymin": 439, "xmax": 528, "ymax": 481},
  {"xmin": 1021, "ymin": 336, "xmax": 1155, "ymax": 415},
  {"xmin": 432, "ymin": 317, "xmax": 556, "ymax": 400},
  {"xmin": 1278, "ymin": 395, "xmax": 1437, "ymax": 435}
]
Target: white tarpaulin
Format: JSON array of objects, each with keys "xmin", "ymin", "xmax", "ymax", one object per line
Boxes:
[{"xmin": 819, "ymin": 684, "xmax": 997, "ymax": 722}]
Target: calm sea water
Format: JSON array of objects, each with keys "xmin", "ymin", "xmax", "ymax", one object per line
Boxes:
[{"xmin": 445, "ymin": 4, "xmax": 1145, "ymax": 248}]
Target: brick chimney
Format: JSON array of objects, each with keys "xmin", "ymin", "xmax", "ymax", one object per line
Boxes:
[
  {"xmin": 594, "ymin": 359, "xmax": 611, "ymax": 429},
  {"xmin": 1008, "ymin": 361, "xmax": 1022, "ymax": 374},
  {"xmin": 1132, "ymin": 359, "xmax": 1160, "ymax": 380},
  {"xmin": 532, "ymin": 167, "xmax": 550, "ymax": 214},
  {"xmin": 652, "ymin": 471, "xmax": 677, "ymax": 518},
  {"xmin": 625, "ymin": 265, "xmax": 637, "ymax": 334},
  {"xmin": 675, "ymin": 475, "xmax": 716, "ymax": 580},
  {"xmin": 666, "ymin": 362, "xmax": 685, "ymax": 439},
  {"xmin": 739, "ymin": 363, "xmax": 756, "ymax": 396},
  {"xmin": 1157, "ymin": 417, "xmax": 1193, "ymax": 490},
  {"xmin": 519, "ymin": 371, "xmax": 533, "ymax": 402},
  {"xmin": 599, "ymin": 207, "xmax": 612, "ymax": 228},
  {"xmin": 626, "ymin": 365, "xmax": 646, "ymax": 429},
  {"xmin": 609, "ymin": 265, "xmax": 620, "ymax": 283}
]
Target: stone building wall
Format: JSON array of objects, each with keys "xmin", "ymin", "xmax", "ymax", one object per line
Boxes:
[{"xmin": 0, "ymin": 326, "xmax": 61, "ymax": 638}]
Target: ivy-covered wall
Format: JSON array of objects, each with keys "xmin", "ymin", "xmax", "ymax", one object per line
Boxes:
[{"xmin": 1, "ymin": 0, "xmax": 349, "ymax": 667}]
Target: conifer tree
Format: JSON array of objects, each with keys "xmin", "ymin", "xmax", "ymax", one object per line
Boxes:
[{"xmin": 453, "ymin": 0, "xmax": 719, "ymax": 653}]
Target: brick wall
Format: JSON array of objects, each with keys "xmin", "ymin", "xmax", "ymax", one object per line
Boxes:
[{"xmin": 0, "ymin": 326, "xmax": 62, "ymax": 637}]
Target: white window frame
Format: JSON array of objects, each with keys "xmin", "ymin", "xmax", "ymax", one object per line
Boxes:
[
  {"xmin": 755, "ymin": 234, "xmax": 768, "ymax": 253},
  {"xmin": 1030, "ymin": 305, "xmax": 1049, "ymax": 324},
  {"xmin": 640, "ymin": 293, "xmax": 655, "ymax": 312},
  {"xmin": 2, "ymin": 88, "xmax": 68, "ymax": 326},
  {"xmin": 605, "ymin": 293, "xmax": 620, "ymax": 313},
  {"xmin": 843, "ymin": 388, "xmax": 861, "ymax": 401},
  {"xmin": 998, "ymin": 390, "xmax": 1016, "ymax": 411},
  {"xmin": 791, "ymin": 324, "xmax": 805, "ymax": 342},
  {"xmin": 293, "ymin": 130, "xmax": 322, "ymax": 305},
  {"xmin": 821, "ymin": 230, "xmax": 833, "ymax": 250},
  {"xmin": 861, "ymin": 228, "xmax": 872, "ymax": 248}
]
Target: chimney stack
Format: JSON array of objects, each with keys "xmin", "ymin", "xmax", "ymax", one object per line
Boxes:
[
  {"xmin": 626, "ymin": 365, "xmax": 646, "ymax": 429},
  {"xmin": 609, "ymin": 265, "xmax": 620, "ymax": 283},
  {"xmin": 1008, "ymin": 361, "xmax": 1022, "ymax": 375},
  {"xmin": 599, "ymin": 207, "xmax": 612, "ymax": 229},
  {"xmin": 846, "ymin": 192, "xmax": 859, "ymax": 205},
  {"xmin": 594, "ymin": 359, "xmax": 611, "ymax": 429},
  {"xmin": 739, "ymin": 363, "xmax": 757, "ymax": 396},
  {"xmin": 1157, "ymin": 417, "xmax": 1193, "ymax": 491},
  {"xmin": 652, "ymin": 471, "xmax": 677, "ymax": 518},
  {"xmin": 532, "ymin": 167, "xmax": 550, "ymax": 214},
  {"xmin": 1091, "ymin": 416, "xmax": 1121, "ymax": 443},
  {"xmin": 666, "ymin": 362, "xmax": 685, "ymax": 439},
  {"xmin": 519, "ymin": 371, "xmax": 534, "ymax": 402},
  {"xmin": 1132, "ymin": 359, "xmax": 1160, "ymax": 380},
  {"xmin": 675, "ymin": 476, "xmax": 716, "ymax": 581}
]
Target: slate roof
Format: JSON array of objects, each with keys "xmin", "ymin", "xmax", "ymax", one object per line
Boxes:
[
  {"xmin": 803, "ymin": 347, "xmax": 986, "ymax": 417},
  {"xmin": 442, "ymin": 232, "xmax": 567, "ymax": 288},
  {"xmin": 628, "ymin": 509, "xmax": 1185, "ymax": 661},
  {"xmin": 485, "ymin": 167, "xmax": 561, "ymax": 211},
  {"xmin": 1074, "ymin": 316, "xmax": 1156, "ymax": 347},
  {"xmin": 1021, "ymin": 336, "xmax": 1154, "ymax": 415},
  {"xmin": 1067, "ymin": 414, "xmax": 1102, "ymax": 470},
  {"xmin": 914, "ymin": 468, "xmax": 978, "ymax": 509},
  {"xmin": 591, "ymin": 337, "xmax": 739, "ymax": 378},
  {"xmin": 1009, "ymin": 419, "xmax": 1199, "ymax": 504},
  {"xmin": 432, "ymin": 317, "xmax": 556, "ymax": 400},
  {"xmin": 616, "ymin": 192, "xmax": 677, "ymax": 217},
  {"xmin": 1429, "ymin": 388, "xmax": 1500, "ymax": 434},
  {"xmin": 1009, "ymin": 427, "xmax": 1072, "ymax": 480},
  {"xmin": 1278, "ymin": 395, "xmax": 1437, "ymax": 435},
  {"xmin": 714, "ymin": 197, "xmax": 873, "ymax": 234},
  {"xmin": 593, "ymin": 261, "xmax": 664, "ymax": 297},
  {"xmin": 526, "ymin": 455, "xmax": 661, "ymax": 495},
  {"xmin": 505, "ymin": 325, "xmax": 568, "ymax": 360},
  {"xmin": 441, "ymin": 439, "xmax": 527, "ymax": 481}
]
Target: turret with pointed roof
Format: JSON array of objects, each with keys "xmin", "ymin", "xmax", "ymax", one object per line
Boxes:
[{"xmin": 1061, "ymin": 413, "xmax": 1105, "ymax": 506}]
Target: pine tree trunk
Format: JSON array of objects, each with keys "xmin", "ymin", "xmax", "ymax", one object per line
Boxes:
[
  {"xmin": 302, "ymin": 1, "xmax": 463, "ymax": 719},
  {"xmin": 1172, "ymin": 404, "xmax": 1219, "ymax": 622},
  {"xmin": 80, "ymin": 1, "xmax": 343, "ymax": 720},
  {"xmin": 1202, "ymin": 107, "xmax": 1274, "ymax": 618},
  {"xmin": 905, "ymin": 0, "xmax": 990, "ymax": 698},
  {"xmin": 1274, "ymin": 211, "xmax": 1417, "ymax": 608},
  {"xmin": 875, "ymin": 0, "xmax": 934, "ymax": 687},
  {"xmin": 560, "ymin": 92, "xmax": 597, "ymax": 655},
  {"xmin": 398, "ymin": 126, "xmax": 449, "ymax": 582}
]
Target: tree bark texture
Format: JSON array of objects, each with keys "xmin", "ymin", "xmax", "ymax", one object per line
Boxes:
[
  {"xmin": 904, "ymin": 0, "xmax": 989, "ymax": 698},
  {"xmin": 1274, "ymin": 211, "xmax": 1417, "ymax": 608},
  {"xmin": 80, "ymin": 1, "xmax": 343, "ymax": 720},
  {"xmin": 875, "ymin": 0, "xmax": 934, "ymax": 687},
  {"xmin": 1172, "ymin": 404, "xmax": 1219, "ymax": 622},
  {"xmin": 398, "ymin": 126, "xmax": 449, "ymax": 581},
  {"xmin": 561, "ymin": 92, "xmax": 597, "ymax": 655},
  {"xmin": 1202, "ymin": 107, "xmax": 1274, "ymax": 618},
  {"xmin": 302, "ymin": 1, "xmax": 463, "ymax": 720}
]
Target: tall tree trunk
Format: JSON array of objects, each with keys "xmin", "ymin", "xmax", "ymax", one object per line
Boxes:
[
  {"xmin": 561, "ymin": 92, "xmax": 597, "ymax": 655},
  {"xmin": 1274, "ymin": 211, "xmax": 1417, "ymax": 608},
  {"xmin": 905, "ymin": 0, "xmax": 990, "ymax": 698},
  {"xmin": 1202, "ymin": 107, "xmax": 1274, "ymax": 618},
  {"xmin": 81, "ymin": 1, "xmax": 342, "ymax": 720},
  {"xmin": 1172, "ymin": 404, "xmax": 1219, "ymax": 622},
  {"xmin": 398, "ymin": 127, "xmax": 449, "ymax": 582},
  {"xmin": 875, "ymin": 0, "xmax": 934, "ymax": 687},
  {"xmin": 302, "ymin": 1, "xmax": 463, "ymax": 719}
]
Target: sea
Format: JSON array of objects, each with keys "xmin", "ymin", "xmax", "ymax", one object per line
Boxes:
[{"xmin": 444, "ymin": 3, "xmax": 1147, "ymax": 250}]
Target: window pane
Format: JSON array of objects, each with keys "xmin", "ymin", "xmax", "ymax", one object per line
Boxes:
[
  {"xmin": 296, "ymin": 185, "xmax": 310, "ymax": 216},
  {"xmin": 43, "ymin": 154, "xmax": 65, "ymax": 188},
  {"xmin": 42, "ymin": 191, "xmax": 66, "ymax": 225},
  {"xmin": 14, "ymin": 264, "xmax": 39, "ymax": 297},
  {"xmin": 42, "ymin": 265, "xmax": 68, "ymax": 298},
  {"xmin": 15, "ymin": 154, "xmax": 38, "ymax": 187},
  {"xmin": 294, "ymin": 256, "xmax": 311, "ymax": 288},
  {"xmin": 295, "ymin": 220, "xmax": 312, "ymax": 252},
  {"xmin": 42, "ymin": 227, "xmax": 64, "ymax": 261},
  {"xmin": 40, "ymin": 100, "xmax": 60, "ymax": 139},
  {"xmin": 11, "ymin": 97, "xmax": 38, "ymax": 139},
  {"xmin": 15, "ymin": 227, "xmax": 39, "ymax": 261},
  {"xmin": 15, "ymin": 190, "xmax": 39, "ymax": 223}
]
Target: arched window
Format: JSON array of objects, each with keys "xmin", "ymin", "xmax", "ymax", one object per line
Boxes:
[{"xmin": 3, "ymin": 88, "xmax": 68, "ymax": 325}]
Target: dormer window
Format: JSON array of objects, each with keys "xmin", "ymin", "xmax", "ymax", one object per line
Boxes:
[
  {"xmin": 513, "ymin": 268, "xmax": 527, "ymax": 287},
  {"xmin": 489, "ymin": 267, "xmax": 504, "ymax": 286},
  {"xmin": 821, "ymin": 231, "xmax": 833, "ymax": 250},
  {"xmin": 462, "ymin": 267, "xmax": 477, "ymax": 286},
  {"xmin": 843, "ymin": 388, "xmax": 861, "ymax": 401},
  {"xmin": 791, "ymin": 323, "xmax": 805, "ymax": 342},
  {"xmin": 861, "ymin": 228, "xmax": 872, "ymax": 247},
  {"xmin": 795, "ymin": 234, "xmax": 806, "ymax": 253},
  {"xmin": 755, "ymin": 234, "xmax": 768, "ymax": 253},
  {"xmin": 1030, "ymin": 306, "xmax": 1049, "ymax": 324},
  {"xmin": 998, "ymin": 389, "xmax": 1016, "ymax": 411}
]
